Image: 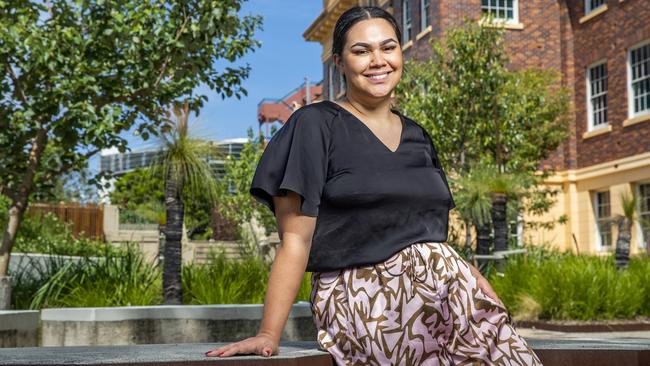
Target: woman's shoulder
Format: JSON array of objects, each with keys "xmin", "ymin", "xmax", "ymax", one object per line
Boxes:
[
  {"xmin": 285, "ymin": 101, "xmax": 338, "ymax": 132},
  {"xmin": 292, "ymin": 100, "xmax": 339, "ymax": 120},
  {"xmin": 395, "ymin": 111, "xmax": 427, "ymax": 136}
]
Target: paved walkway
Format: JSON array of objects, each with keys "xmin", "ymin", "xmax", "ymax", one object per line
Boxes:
[{"xmin": 519, "ymin": 327, "xmax": 650, "ymax": 341}]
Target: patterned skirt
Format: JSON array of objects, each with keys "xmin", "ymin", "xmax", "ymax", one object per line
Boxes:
[{"xmin": 309, "ymin": 242, "xmax": 542, "ymax": 366}]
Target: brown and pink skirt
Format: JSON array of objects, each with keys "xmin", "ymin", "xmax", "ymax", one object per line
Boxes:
[{"xmin": 310, "ymin": 242, "xmax": 542, "ymax": 365}]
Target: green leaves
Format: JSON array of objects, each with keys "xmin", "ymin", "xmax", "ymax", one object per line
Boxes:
[
  {"xmin": 0, "ymin": 1, "xmax": 263, "ymax": 271},
  {"xmin": 1, "ymin": 0, "xmax": 262, "ymax": 191},
  {"xmin": 206, "ymin": 127, "xmax": 277, "ymax": 240},
  {"xmin": 396, "ymin": 20, "xmax": 570, "ymax": 235}
]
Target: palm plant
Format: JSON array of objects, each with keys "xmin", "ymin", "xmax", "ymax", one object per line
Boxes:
[
  {"xmin": 152, "ymin": 101, "xmax": 219, "ymax": 304},
  {"xmin": 455, "ymin": 165, "xmax": 493, "ymax": 256},
  {"xmin": 486, "ymin": 168, "xmax": 527, "ymax": 252},
  {"xmin": 614, "ymin": 191, "xmax": 638, "ymax": 269}
]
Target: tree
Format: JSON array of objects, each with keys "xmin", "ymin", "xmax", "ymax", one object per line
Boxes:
[
  {"xmin": 153, "ymin": 101, "xmax": 220, "ymax": 304},
  {"xmin": 0, "ymin": 0, "xmax": 262, "ymax": 307},
  {"xmin": 214, "ymin": 127, "xmax": 276, "ymax": 252},
  {"xmin": 110, "ymin": 169, "xmax": 165, "ymax": 209},
  {"xmin": 396, "ymin": 20, "xmax": 570, "ymax": 255}
]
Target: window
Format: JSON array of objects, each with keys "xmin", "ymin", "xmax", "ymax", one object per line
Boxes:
[
  {"xmin": 585, "ymin": 0, "xmax": 606, "ymax": 14},
  {"xmin": 639, "ymin": 183, "xmax": 650, "ymax": 249},
  {"xmin": 420, "ymin": 0, "xmax": 431, "ymax": 30},
  {"xmin": 338, "ymin": 68, "xmax": 345, "ymax": 96},
  {"xmin": 628, "ymin": 41, "xmax": 650, "ymax": 118},
  {"xmin": 328, "ymin": 63, "xmax": 335, "ymax": 100},
  {"xmin": 595, "ymin": 190, "xmax": 612, "ymax": 250},
  {"xmin": 402, "ymin": 0, "xmax": 412, "ymax": 43},
  {"xmin": 481, "ymin": 0, "xmax": 519, "ymax": 23},
  {"xmin": 587, "ymin": 62, "xmax": 608, "ymax": 130}
]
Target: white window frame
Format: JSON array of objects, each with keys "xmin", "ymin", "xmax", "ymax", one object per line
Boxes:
[
  {"xmin": 585, "ymin": 0, "xmax": 606, "ymax": 15},
  {"xmin": 420, "ymin": 0, "xmax": 431, "ymax": 30},
  {"xmin": 636, "ymin": 182, "xmax": 650, "ymax": 250},
  {"xmin": 402, "ymin": 0, "xmax": 412, "ymax": 43},
  {"xmin": 480, "ymin": 0, "xmax": 519, "ymax": 24},
  {"xmin": 328, "ymin": 62, "xmax": 335, "ymax": 100},
  {"xmin": 627, "ymin": 39, "xmax": 650, "ymax": 119},
  {"xmin": 586, "ymin": 60, "xmax": 608, "ymax": 131},
  {"xmin": 594, "ymin": 190, "xmax": 613, "ymax": 251}
]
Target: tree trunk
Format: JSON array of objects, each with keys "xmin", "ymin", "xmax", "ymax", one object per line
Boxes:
[
  {"xmin": 475, "ymin": 222, "xmax": 491, "ymax": 271},
  {"xmin": 163, "ymin": 168, "xmax": 184, "ymax": 305},
  {"xmin": 492, "ymin": 192, "xmax": 508, "ymax": 252},
  {"xmin": 615, "ymin": 217, "xmax": 631, "ymax": 269},
  {"xmin": 464, "ymin": 219, "xmax": 472, "ymax": 249},
  {"xmin": 476, "ymin": 223, "xmax": 491, "ymax": 255},
  {"xmin": 1, "ymin": 128, "xmax": 48, "ymax": 281}
]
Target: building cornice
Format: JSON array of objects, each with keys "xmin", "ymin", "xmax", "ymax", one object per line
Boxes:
[
  {"xmin": 544, "ymin": 151, "xmax": 650, "ymax": 184},
  {"xmin": 303, "ymin": 0, "xmax": 356, "ymax": 43}
]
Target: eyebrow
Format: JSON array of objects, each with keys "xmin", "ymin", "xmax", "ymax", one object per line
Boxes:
[{"xmin": 349, "ymin": 38, "xmax": 398, "ymax": 48}]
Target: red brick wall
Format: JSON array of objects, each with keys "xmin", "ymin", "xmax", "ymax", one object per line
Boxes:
[
  {"xmin": 566, "ymin": 0, "xmax": 650, "ymax": 169},
  {"xmin": 325, "ymin": 0, "xmax": 650, "ymax": 171},
  {"xmin": 397, "ymin": 0, "xmax": 567, "ymax": 170}
]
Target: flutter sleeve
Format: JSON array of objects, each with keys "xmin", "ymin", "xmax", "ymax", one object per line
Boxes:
[
  {"xmin": 424, "ymin": 130, "xmax": 457, "ymax": 210},
  {"xmin": 249, "ymin": 106, "xmax": 330, "ymax": 217}
]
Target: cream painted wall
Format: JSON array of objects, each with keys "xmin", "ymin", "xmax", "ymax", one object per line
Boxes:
[{"xmin": 522, "ymin": 160, "xmax": 650, "ymax": 255}]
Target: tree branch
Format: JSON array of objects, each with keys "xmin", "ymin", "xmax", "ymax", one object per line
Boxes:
[
  {"xmin": 40, "ymin": 148, "xmax": 101, "ymax": 182},
  {"xmin": 153, "ymin": 16, "xmax": 189, "ymax": 89},
  {"xmin": 4, "ymin": 63, "xmax": 29, "ymax": 105}
]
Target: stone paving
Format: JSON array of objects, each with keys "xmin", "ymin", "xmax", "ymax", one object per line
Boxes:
[{"xmin": 519, "ymin": 327, "xmax": 650, "ymax": 341}]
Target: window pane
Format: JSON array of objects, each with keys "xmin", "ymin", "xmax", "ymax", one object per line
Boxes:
[
  {"xmin": 596, "ymin": 191, "xmax": 612, "ymax": 248},
  {"xmin": 588, "ymin": 63, "xmax": 608, "ymax": 128},
  {"xmin": 481, "ymin": 0, "xmax": 516, "ymax": 20},
  {"xmin": 629, "ymin": 43, "xmax": 650, "ymax": 116}
]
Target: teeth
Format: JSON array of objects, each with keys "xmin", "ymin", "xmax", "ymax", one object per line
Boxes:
[{"xmin": 368, "ymin": 73, "xmax": 388, "ymax": 79}]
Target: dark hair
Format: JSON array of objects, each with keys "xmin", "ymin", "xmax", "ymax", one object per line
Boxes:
[{"xmin": 332, "ymin": 6, "xmax": 402, "ymax": 59}]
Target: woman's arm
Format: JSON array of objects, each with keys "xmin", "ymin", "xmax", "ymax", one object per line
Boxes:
[{"xmin": 205, "ymin": 191, "xmax": 316, "ymax": 358}]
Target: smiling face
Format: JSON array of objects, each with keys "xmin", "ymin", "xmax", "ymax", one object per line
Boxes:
[{"xmin": 334, "ymin": 18, "xmax": 403, "ymax": 102}]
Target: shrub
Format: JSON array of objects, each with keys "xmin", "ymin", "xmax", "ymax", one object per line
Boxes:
[
  {"xmin": 490, "ymin": 247, "xmax": 650, "ymax": 321},
  {"xmin": 29, "ymin": 243, "xmax": 161, "ymax": 308},
  {"xmin": 5, "ymin": 208, "xmax": 123, "ymax": 257},
  {"xmin": 183, "ymin": 250, "xmax": 311, "ymax": 304}
]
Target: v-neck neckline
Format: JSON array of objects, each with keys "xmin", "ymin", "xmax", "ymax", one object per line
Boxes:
[{"xmin": 326, "ymin": 100, "xmax": 405, "ymax": 154}]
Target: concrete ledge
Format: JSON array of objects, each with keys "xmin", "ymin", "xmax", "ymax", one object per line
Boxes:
[
  {"xmin": 0, "ymin": 342, "xmax": 333, "ymax": 366},
  {"xmin": 41, "ymin": 303, "xmax": 316, "ymax": 347},
  {"xmin": 41, "ymin": 303, "xmax": 312, "ymax": 322},
  {"xmin": 0, "ymin": 311, "xmax": 39, "ymax": 348},
  {"xmin": 1, "ymin": 339, "xmax": 650, "ymax": 366}
]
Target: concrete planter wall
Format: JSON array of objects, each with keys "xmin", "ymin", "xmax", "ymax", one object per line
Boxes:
[
  {"xmin": 41, "ymin": 302, "xmax": 316, "ymax": 346},
  {"xmin": 0, "ymin": 311, "xmax": 39, "ymax": 347}
]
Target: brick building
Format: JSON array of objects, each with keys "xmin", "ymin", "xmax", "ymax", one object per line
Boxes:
[
  {"xmin": 304, "ymin": 0, "xmax": 650, "ymax": 254},
  {"xmin": 257, "ymin": 79, "xmax": 323, "ymax": 142}
]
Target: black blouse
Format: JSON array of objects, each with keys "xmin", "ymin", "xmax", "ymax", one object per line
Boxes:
[{"xmin": 250, "ymin": 100, "xmax": 455, "ymax": 272}]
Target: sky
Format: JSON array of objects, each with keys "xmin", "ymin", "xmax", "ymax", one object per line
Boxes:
[{"xmin": 89, "ymin": 0, "xmax": 324, "ymax": 171}]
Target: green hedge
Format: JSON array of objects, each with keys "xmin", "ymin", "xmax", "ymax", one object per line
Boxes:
[
  {"xmin": 13, "ymin": 239, "xmax": 649, "ymax": 322},
  {"xmin": 12, "ymin": 247, "xmax": 310, "ymax": 309},
  {"xmin": 489, "ymin": 248, "xmax": 650, "ymax": 321}
]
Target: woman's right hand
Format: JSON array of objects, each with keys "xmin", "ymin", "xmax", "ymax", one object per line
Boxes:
[{"xmin": 205, "ymin": 333, "xmax": 279, "ymax": 358}]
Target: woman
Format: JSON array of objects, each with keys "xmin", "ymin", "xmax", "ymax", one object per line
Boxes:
[{"xmin": 206, "ymin": 6, "xmax": 542, "ymax": 365}]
